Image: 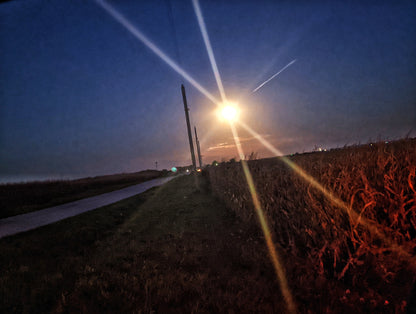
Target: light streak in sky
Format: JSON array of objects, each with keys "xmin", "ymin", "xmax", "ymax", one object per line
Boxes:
[
  {"xmin": 252, "ymin": 59, "xmax": 297, "ymax": 93},
  {"xmin": 238, "ymin": 120, "xmax": 416, "ymax": 267},
  {"xmin": 229, "ymin": 122, "xmax": 296, "ymax": 314},
  {"xmin": 94, "ymin": 0, "xmax": 219, "ymax": 105},
  {"xmin": 192, "ymin": 1, "xmax": 296, "ymax": 309},
  {"xmin": 192, "ymin": 0, "xmax": 227, "ymax": 104},
  {"xmin": 97, "ymin": 0, "xmax": 415, "ymax": 308}
]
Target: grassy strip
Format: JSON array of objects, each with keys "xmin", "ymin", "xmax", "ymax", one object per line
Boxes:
[
  {"xmin": 0, "ymin": 174, "xmax": 288, "ymax": 313},
  {"xmin": 58, "ymin": 173, "xmax": 287, "ymax": 313},
  {"xmin": 0, "ymin": 170, "xmax": 168, "ymax": 219},
  {"xmin": 0, "ymin": 185, "xmax": 158, "ymax": 313}
]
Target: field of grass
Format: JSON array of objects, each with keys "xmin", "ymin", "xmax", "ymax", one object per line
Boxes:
[
  {"xmin": 0, "ymin": 185, "xmax": 157, "ymax": 313},
  {"xmin": 208, "ymin": 138, "xmax": 416, "ymax": 312},
  {"xmin": 0, "ymin": 170, "xmax": 167, "ymax": 219},
  {"xmin": 0, "ymin": 174, "xmax": 292, "ymax": 313}
]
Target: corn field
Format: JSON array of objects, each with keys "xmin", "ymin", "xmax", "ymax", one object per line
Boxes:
[{"xmin": 207, "ymin": 138, "xmax": 416, "ymax": 312}]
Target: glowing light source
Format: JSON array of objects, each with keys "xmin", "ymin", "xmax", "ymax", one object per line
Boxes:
[
  {"xmin": 218, "ymin": 102, "xmax": 238, "ymax": 122},
  {"xmin": 222, "ymin": 106, "xmax": 237, "ymax": 120}
]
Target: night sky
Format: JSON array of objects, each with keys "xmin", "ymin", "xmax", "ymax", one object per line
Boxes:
[{"xmin": 1, "ymin": 0, "xmax": 415, "ymax": 182}]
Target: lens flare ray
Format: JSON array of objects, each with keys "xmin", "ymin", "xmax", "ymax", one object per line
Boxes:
[
  {"xmin": 230, "ymin": 122, "xmax": 296, "ymax": 314},
  {"xmin": 94, "ymin": 0, "xmax": 219, "ymax": 105},
  {"xmin": 252, "ymin": 59, "xmax": 296, "ymax": 93},
  {"xmin": 192, "ymin": 0, "xmax": 227, "ymax": 104},
  {"xmin": 238, "ymin": 120, "xmax": 416, "ymax": 266},
  {"xmin": 96, "ymin": 1, "xmax": 416, "ymax": 310}
]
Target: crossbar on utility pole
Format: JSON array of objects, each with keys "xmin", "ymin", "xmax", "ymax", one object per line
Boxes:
[{"xmin": 181, "ymin": 84, "xmax": 197, "ymax": 170}]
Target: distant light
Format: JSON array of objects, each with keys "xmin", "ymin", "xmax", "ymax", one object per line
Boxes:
[
  {"xmin": 171, "ymin": 167, "xmax": 177, "ymax": 173},
  {"xmin": 218, "ymin": 101, "xmax": 238, "ymax": 122},
  {"xmin": 222, "ymin": 105, "xmax": 237, "ymax": 121}
]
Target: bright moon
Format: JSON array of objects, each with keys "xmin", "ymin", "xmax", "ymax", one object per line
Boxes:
[{"xmin": 220, "ymin": 103, "xmax": 238, "ymax": 121}]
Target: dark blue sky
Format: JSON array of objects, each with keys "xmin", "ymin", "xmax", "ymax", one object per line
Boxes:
[{"xmin": 1, "ymin": 0, "xmax": 415, "ymax": 182}]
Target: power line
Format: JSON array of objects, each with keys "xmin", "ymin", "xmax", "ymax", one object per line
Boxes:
[{"xmin": 164, "ymin": 0, "xmax": 182, "ymax": 69}]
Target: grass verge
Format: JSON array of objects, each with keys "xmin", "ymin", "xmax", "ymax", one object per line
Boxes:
[
  {"xmin": 0, "ymin": 170, "xmax": 167, "ymax": 219},
  {"xmin": 0, "ymin": 185, "xmax": 158, "ymax": 313},
  {"xmin": 0, "ymin": 174, "xmax": 287, "ymax": 313}
]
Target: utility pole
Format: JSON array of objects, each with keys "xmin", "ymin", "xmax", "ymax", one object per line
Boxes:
[
  {"xmin": 194, "ymin": 126, "xmax": 202, "ymax": 168},
  {"xmin": 181, "ymin": 84, "xmax": 196, "ymax": 170}
]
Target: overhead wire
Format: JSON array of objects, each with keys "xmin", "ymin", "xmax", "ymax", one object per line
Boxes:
[{"xmin": 165, "ymin": 0, "xmax": 183, "ymax": 77}]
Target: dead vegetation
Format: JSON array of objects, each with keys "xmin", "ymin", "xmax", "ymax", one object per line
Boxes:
[{"xmin": 207, "ymin": 138, "xmax": 416, "ymax": 313}]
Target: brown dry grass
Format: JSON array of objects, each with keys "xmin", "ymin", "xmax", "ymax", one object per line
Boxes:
[{"xmin": 207, "ymin": 138, "xmax": 416, "ymax": 313}]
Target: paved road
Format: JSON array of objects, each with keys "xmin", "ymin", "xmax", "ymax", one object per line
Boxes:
[{"xmin": 0, "ymin": 176, "xmax": 176, "ymax": 239}]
